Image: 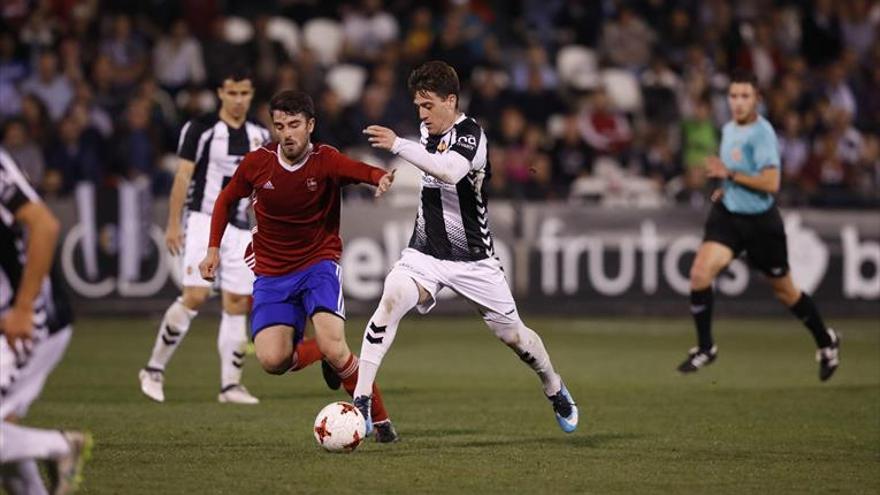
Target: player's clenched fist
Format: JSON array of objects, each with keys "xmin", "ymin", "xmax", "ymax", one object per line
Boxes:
[
  {"xmin": 375, "ymin": 169, "xmax": 396, "ymax": 197},
  {"xmin": 199, "ymin": 247, "xmax": 220, "ymax": 281}
]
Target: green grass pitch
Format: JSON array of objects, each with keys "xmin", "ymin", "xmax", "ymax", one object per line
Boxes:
[{"xmin": 22, "ymin": 316, "xmax": 880, "ymax": 494}]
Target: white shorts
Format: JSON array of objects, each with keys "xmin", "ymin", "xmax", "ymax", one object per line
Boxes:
[
  {"xmin": 0, "ymin": 326, "xmax": 72, "ymax": 419},
  {"xmin": 182, "ymin": 212, "xmax": 254, "ymax": 295},
  {"xmin": 390, "ymin": 248, "xmax": 520, "ymax": 325}
]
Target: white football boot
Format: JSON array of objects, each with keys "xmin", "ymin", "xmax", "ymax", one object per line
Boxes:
[
  {"xmin": 218, "ymin": 384, "xmax": 260, "ymax": 404},
  {"xmin": 138, "ymin": 368, "xmax": 165, "ymax": 402}
]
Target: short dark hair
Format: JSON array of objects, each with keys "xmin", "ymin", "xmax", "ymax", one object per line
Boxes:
[
  {"xmin": 408, "ymin": 61, "xmax": 460, "ymax": 103},
  {"xmin": 269, "ymin": 90, "xmax": 315, "ymax": 120},
  {"xmin": 215, "ymin": 67, "xmax": 253, "ymax": 88},
  {"xmin": 729, "ymin": 69, "xmax": 759, "ymax": 90}
]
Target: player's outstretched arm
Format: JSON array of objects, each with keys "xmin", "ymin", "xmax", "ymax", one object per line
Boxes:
[
  {"xmin": 2, "ymin": 201, "xmax": 59, "ymax": 345},
  {"xmin": 706, "ymin": 156, "xmax": 780, "ymax": 194},
  {"xmin": 363, "ymin": 125, "xmax": 470, "ymax": 184},
  {"xmin": 0, "ymin": 153, "xmax": 59, "ymax": 345},
  {"xmin": 201, "ymin": 163, "xmax": 253, "ymax": 280}
]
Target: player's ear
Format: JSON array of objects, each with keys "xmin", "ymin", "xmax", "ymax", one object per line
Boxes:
[{"xmin": 307, "ymin": 117, "xmax": 315, "ymax": 133}]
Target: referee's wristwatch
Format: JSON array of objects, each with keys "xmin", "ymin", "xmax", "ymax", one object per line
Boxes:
[{"xmin": 727, "ymin": 171, "xmax": 737, "ymax": 181}]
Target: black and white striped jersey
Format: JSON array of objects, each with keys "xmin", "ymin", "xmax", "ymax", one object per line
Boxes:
[
  {"xmin": 0, "ymin": 149, "xmax": 72, "ymax": 334},
  {"xmin": 178, "ymin": 113, "xmax": 270, "ymax": 229},
  {"xmin": 408, "ymin": 114, "xmax": 493, "ymax": 261}
]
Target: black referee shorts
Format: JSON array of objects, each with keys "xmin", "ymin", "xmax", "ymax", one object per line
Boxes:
[{"xmin": 703, "ymin": 202, "xmax": 789, "ymax": 278}]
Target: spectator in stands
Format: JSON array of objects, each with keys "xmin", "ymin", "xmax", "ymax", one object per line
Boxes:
[
  {"xmin": 778, "ymin": 111, "xmax": 810, "ymax": 203},
  {"xmin": 153, "ymin": 18, "xmax": 206, "ymax": 95},
  {"xmin": 114, "ymin": 98, "xmax": 163, "ymax": 191},
  {"xmin": 550, "ymin": 114, "xmax": 593, "ymax": 198},
  {"xmin": 681, "ymin": 97, "xmax": 716, "ymax": 179},
  {"xmin": 44, "ymin": 113, "xmax": 104, "ymax": 196},
  {"xmin": 20, "ymin": 49, "xmax": 74, "ymax": 121},
  {"xmin": 824, "ymin": 60, "xmax": 857, "ymax": 121},
  {"xmin": 247, "ymin": 15, "xmax": 288, "ymax": 96},
  {"xmin": 0, "ymin": 32, "xmax": 27, "ymax": 117},
  {"xmin": 342, "ymin": 0, "xmax": 399, "ymax": 65},
  {"xmin": 578, "ymin": 87, "xmax": 633, "ymax": 162},
  {"xmin": 430, "ymin": 10, "xmax": 476, "ymax": 83},
  {"xmin": 600, "ymin": 6, "xmax": 655, "ymax": 70},
  {"xmin": 840, "ymin": 0, "xmax": 878, "ymax": 61},
  {"xmin": 468, "ymin": 67, "xmax": 511, "ymax": 140},
  {"xmin": 801, "ymin": 0, "xmax": 843, "ymax": 67},
  {"xmin": 736, "ymin": 21, "xmax": 782, "ymax": 89},
  {"xmin": 511, "ymin": 43, "xmax": 557, "ymax": 92},
  {"xmin": 401, "ymin": 6, "xmax": 433, "ymax": 64},
  {"xmin": 314, "ymin": 88, "xmax": 360, "ymax": 150},
  {"xmin": 201, "ymin": 17, "xmax": 249, "ymax": 89},
  {"xmin": 19, "ymin": 93, "xmax": 52, "ymax": 148},
  {"xmin": 2, "ymin": 118, "xmax": 46, "ymax": 187},
  {"xmin": 641, "ymin": 54, "xmax": 681, "ymax": 124},
  {"xmin": 512, "ymin": 66, "xmax": 564, "ymax": 126},
  {"xmin": 58, "ymin": 36, "xmax": 87, "ymax": 84},
  {"xmin": 99, "ymin": 14, "xmax": 148, "ymax": 93}
]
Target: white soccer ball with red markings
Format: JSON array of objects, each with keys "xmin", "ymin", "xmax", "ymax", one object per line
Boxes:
[{"xmin": 313, "ymin": 401, "xmax": 366, "ymax": 453}]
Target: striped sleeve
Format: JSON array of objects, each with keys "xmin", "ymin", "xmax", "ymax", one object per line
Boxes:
[
  {"xmin": 177, "ymin": 119, "xmax": 208, "ymax": 161},
  {"xmin": 0, "ymin": 149, "xmax": 40, "ymax": 214}
]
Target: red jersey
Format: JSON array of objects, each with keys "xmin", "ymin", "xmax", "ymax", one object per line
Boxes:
[{"xmin": 209, "ymin": 142, "xmax": 386, "ymax": 276}]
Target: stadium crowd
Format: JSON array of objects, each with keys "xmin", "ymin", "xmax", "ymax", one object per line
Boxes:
[{"xmin": 1, "ymin": 0, "xmax": 878, "ymax": 208}]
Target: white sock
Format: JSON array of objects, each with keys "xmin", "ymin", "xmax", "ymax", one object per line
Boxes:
[
  {"xmin": 1, "ymin": 460, "xmax": 48, "ymax": 495},
  {"xmin": 218, "ymin": 312, "xmax": 248, "ymax": 388},
  {"xmin": 353, "ymin": 271, "xmax": 419, "ymax": 398},
  {"xmin": 0, "ymin": 423, "xmax": 70, "ymax": 463},
  {"xmin": 147, "ymin": 297, "xmax": 197, "ymax": 371},
  {"xmin": 513, "ymin": 326, "xmax": 562, "ymax": 396}
]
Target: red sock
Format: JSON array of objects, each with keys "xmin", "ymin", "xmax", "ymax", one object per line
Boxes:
[
  {"xmin": 334, "ymin": 354, "xmax": 389, "ymax": 423},
  {"xmin": 290, "ymin": 338, "xmax": 322, "ymax": 371}
]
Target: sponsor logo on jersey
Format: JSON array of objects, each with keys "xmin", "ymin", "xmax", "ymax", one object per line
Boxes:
[
  {"xmin": 262, "ymin": 180, "xmax": 275, "ymax": 190},
  {"xmin": 456, "ymin": 134, "xmax": 477, "ymax": 150}
]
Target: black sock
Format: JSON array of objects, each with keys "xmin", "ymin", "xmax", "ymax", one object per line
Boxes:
[
  {"xmin": 690, "ymin": 288, "xmax": 714, "ymax": 350},
  {"xmin": 789, "ymin": 293, "xmax": 833, "ymax": 348}
]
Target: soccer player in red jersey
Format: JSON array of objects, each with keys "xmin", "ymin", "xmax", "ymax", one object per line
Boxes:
[{"xmin": 200, "ymin": 90, "xmax": 399, "ymax": 442}]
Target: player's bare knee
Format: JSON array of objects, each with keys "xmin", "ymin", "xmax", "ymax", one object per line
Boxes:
[
  {"xmin": 222, "ymin": 293, "xmax": 249, "ymax": 315},
  {"xmin": 181, "ymin": 288, "xmax": 209, "ymax": 308},
  {"xmin": 317, "ymin": 335, "xmax": 347, "ymax": 364},
  {"xmin": 488, "ymin": 319, "xmax": 522, "ymax": 346},
  {"xmin": 256, "ymin": 351, "xmax": 289, "ymax": 375}
]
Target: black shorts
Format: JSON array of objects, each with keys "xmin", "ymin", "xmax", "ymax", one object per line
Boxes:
[{"xmin": 703, "ymin": 202, "xmax": 789, "ymax": 278}]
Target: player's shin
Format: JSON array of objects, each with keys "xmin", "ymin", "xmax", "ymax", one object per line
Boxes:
[
  {"xmin": 147, "ymin": 297, "xmax": 197, "ymax": 370},
  {"xmin": 332, "ymin": 354, "xmax": 390, "ymax": 423},
  {"xmin": 690, "ymin": 288, "xmax": 715, "ymax": 350},
  {"xmin": 290, "ymin": 338, "xmax": 322, "ymax": 371},
  {"xmin": 353, "ymin": 271, "xmax": 419, "ymax": 398},
  {"xmin": 789, "ymin": 293, "xmax": 834, "ymax": 348},
  {"xmin": 495, "ymin": 322, "xmax": 562, "ymax": 396},
  {"xmin": 218, "ymin": 312, "xmax": 248, "ymax": 388},
  {"xmin": 0, "ymin": 423, "xmax": 70, "ymax": 463}
]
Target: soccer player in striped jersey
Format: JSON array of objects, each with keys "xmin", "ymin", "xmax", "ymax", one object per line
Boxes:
[
  {"xmin": 139, "ymin": 68, "xmax": 269, "ymax": 404},
  {"xmin": 200, "ymin": 90, "xmax": 399, "ymax": 442},
  {"xmin": 678, "ymin": 70, "xmax": 840, "ymax": 380},
  {"xmin": 0, "ymin": 149, "xmax": 91, "ymax": 494},
  {"xmin": 354, "ymin": 61, "xmax": 579, "ymax": 435}
]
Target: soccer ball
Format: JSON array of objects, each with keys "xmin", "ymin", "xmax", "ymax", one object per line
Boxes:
[{"xmin": 313, "ymin": 401, "xmax": 366, "ymax": 453}]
